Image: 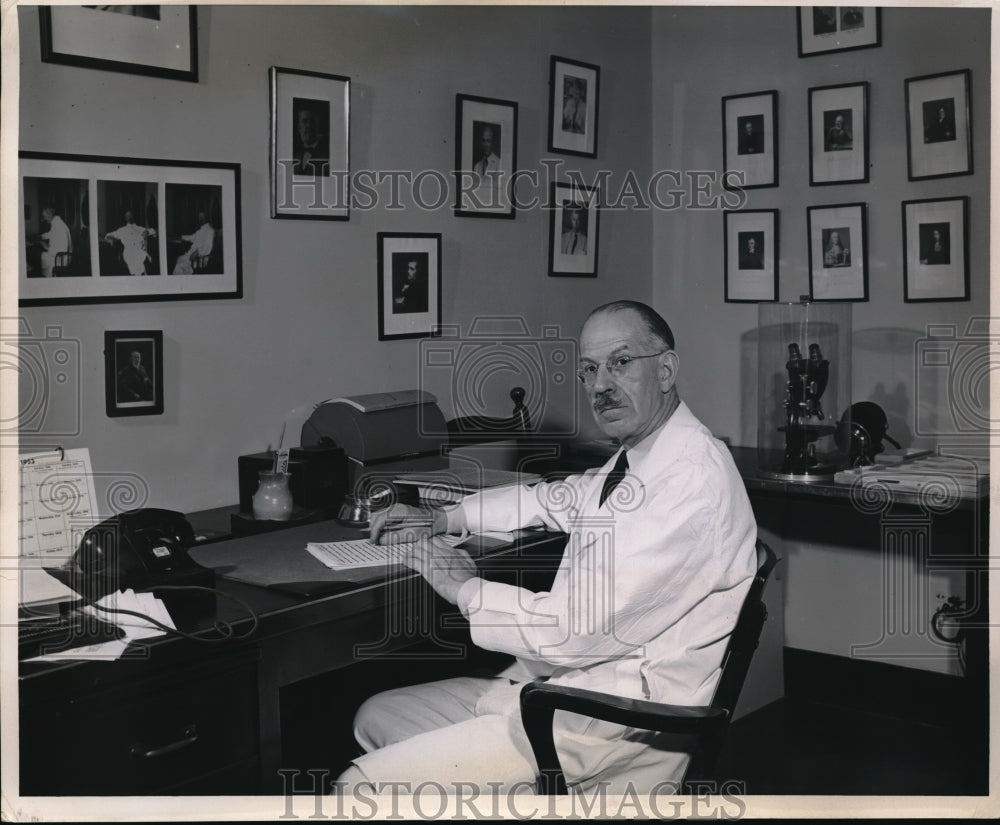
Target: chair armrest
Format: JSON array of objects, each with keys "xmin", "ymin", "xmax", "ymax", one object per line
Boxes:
[{"xmin": 519, "ymin": 681, "xmax": 729, "ymax": 794}]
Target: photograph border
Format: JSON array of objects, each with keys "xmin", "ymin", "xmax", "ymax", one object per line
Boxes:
[
  {"xmin": 454, "ymin": 93, "xmax": 519, "ymax": 219},
  {"xmin": 377, "ymin": 232, "xmax": 443, "ymax": 341},
  {"xmin": 797, "ymin": 6, "xmax": 881, "ymax": 57},
  {"xmin": 40, "ymin": 5, "xmax": 198, "ymax": 82},
  {"xmin": 269, "ymin": 66, "xmax": 351, "ymax": 220},
  {"xmin": 548, "ymin": 181, "xmax": 600, "ymax": 278},
  {"xmin": 807, "ymin": 202, "xmax": 869, "ymax": 302},
  {"xmin": 722, "ymin": 90, "xmax": 779, "ymax": 190},
  {"xmin": 902, "ymin": 196, "xmax": 970, "ymax": 303},
  {"xmin": 809, "ymin": 81, "xmax": 869, "ymax": 186},
  {"xmin": 548, "ymin": 55, "xmax": 600, "ymax": 158},
  {"xmin": 724, "ymin": 209, "xmax": 779, "ymax": 303},
  {"xmin": 905, "ymin": 69, "xmax": 973, "ymax": 181},
  {"xmin": 19, "ymin": 151, "xmax": 242, "ymax": 307},
  {"xmin": 104, "ymin": 329, "xmax": 164, "ymax": 418}
]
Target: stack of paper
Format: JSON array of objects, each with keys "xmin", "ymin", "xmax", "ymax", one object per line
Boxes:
[
  {"xmin": 835, "ymin": 453, "xmax": 989, "ymax": 499},
  {"xmin": 307, "ymin": 539, "xmax": 408, "ymax": 570}
]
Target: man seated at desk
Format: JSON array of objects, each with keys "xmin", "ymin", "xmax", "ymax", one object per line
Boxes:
[{"xmin": 339, "ymin": 299, "xmax": 757, "ymax": 795}]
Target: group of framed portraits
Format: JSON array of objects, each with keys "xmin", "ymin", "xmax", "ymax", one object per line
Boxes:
[
  {"xmin": 725, "ymin": 197, "xmax": 969, "ymax": 305},
  {"xmin": 723, "ymin": 13, "xmax": 973, "ymax": 305}
]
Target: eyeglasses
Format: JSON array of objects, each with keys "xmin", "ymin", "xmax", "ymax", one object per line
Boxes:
[{"xmin": 576, "ymin": 350, "xmax": 669, "ymax": 386}]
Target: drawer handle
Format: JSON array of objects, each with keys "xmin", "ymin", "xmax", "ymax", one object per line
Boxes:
[{"xmin": 131, "ymin": 724, "xmax": 199, "ymax": 759}]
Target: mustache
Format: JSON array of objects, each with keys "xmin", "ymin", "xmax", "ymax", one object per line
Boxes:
[{"xmin": 593, "ymin": 392, "xmax": 622, "ymax": 412}]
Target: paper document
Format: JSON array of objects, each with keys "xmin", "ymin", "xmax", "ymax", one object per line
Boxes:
[{"xmin": 307, "ymin": 539, "xmax": 408, "ymax": 570}]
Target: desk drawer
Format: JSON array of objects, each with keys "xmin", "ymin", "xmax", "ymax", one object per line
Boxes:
[{"xmin": 21, "ymin": 653, "xmax": 259, "ymax": 796}]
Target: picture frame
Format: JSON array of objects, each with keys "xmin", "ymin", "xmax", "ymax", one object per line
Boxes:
[
  {"xmin": 809, "ymin": 82, "xmax": 869, "ymax": 185},
  {"xmin": 902, "ymin": 197, "xmax": 969, "ymax": 302},
  {"xmin": 19, "ymin": 151, "xmax": 242, "ymax": 307},
  {"xmin": 905, "ymin": 69, "xmax": 973, "ymax": 180},
  {"xmin": 270, "ymin": 66, "xmax": 351, "ymax": 220},
  {"xmin": 40, "ymin": 6, "xmax": 198, "ymax": 82},
  {"xmin": 454, "ymin": 94, "xmax": 518, "ymax": 219},
  {"xmin": 722, "ymin": 90, "xmax": 778, "ymax": 190},
  {"xmin": 548, "ymin": 55, "xmax": 600, "ymax": 158},
  {"xmin": 104, "ymin": 330, "xmax": 164, "ymax": 418},
  {"xmin": 797, "ymin": 7, "xmax": 881, "ymax": 57},
  {"xmin": 549, "ymin": 181, "xmax": 599, "ymax": 278},
  {"xmin": 377, "ymin": 233, "xmax": 442, "ymax": 341},
  {"xmin": 807, "ymin": 203, "xmax": 868, "ymax": 302},
  {"xmin": 724, "ymin": 209, "xmax": 779, "ymax": 303}
]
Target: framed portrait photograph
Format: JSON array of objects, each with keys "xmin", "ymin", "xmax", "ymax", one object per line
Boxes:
[
  {"xmin": 270, "ymin": 66, "xmax": 351, "ymax": 220},
  {"xmin": 797, "ymin": 6, "xmax": 881, "ymax": 57},
  {"xmin": 454, "ymin": 94, "xmax": 518, "ymax": 219},
  {"xmin": 902, "ymin": 197, "xmax": 969, "ymax": 302},
  {"xmin": 377, "ymin": 233, "xmax": 442, "ymax": 340},
  {"xmin": 548, "ymin": 55, "xmax": 600, "ymax": 158},
  {"xmin": 19, "ymin": 151, "xmax": 242, "ymax": 307},
  {"xmin": 905, "ymin": 69, "xmax": 973, "ymax": 180},
  {"xmin": 724, "ymin": 209, "xmax": 779, "ymax": 303},
  {"xmin": 104, "ymin": 330, "xmax": 164, "ymax": 418},
  {"xmin": 807, "ymin": 203, "xmax": 868, "ymax": 302},
  {"xmin": 722, "ymin": 91, "xmax": 778, "ymax": 190},
  {"xmin": 549, "ymin": 181, "xmax": 599, "ymax": 278},
  {"xmin": 809, "ymin": 82, "xmax": 869, "ymax": 185},
  {"xmin": 40, "ymin": 5, "xmax": 197, "ymax": 82}
]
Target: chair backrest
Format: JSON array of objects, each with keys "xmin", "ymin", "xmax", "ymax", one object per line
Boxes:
[
  {"xmin": 683, "ymin": 538, "xmax": 779, "ymax": 786},
  {"xmin": 445, "ymin": 386, "xmax": 531, "ymax": 447}
]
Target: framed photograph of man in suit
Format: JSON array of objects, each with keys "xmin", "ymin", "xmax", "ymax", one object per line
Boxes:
[
  {"xmin": 454, "ymin": 94, "xmax": 518, "ymax": 219},
  {"xmin": 104, "ymin": 330, "xmax": 163, "ymax": 417},
  {"xmin": 377, "ymin": 233, "xmax": 442, "ymax": 340},
  {"xmin": 902, "ymin": 197, "xmax": 969, "ymax": 302},
  {"xmin": 548, "ymin": 181, "xmax": 599, "ymax": 278},
  {"xmin": 724, "ymin": 209, "xmax": 779, "ymax": 303},
  {"xmin": 905, "ymin": 70, "xmax": 973, "ymax": 180},
  {"xmin": 809, "ymin": 82, "xmax": 869, "ymax": 185},
  {"xmin": 270, "ymin": 66, "xmax": 351, "ymax": 220},
  {"xmin": 722, "ymin": 90, "xmax": 778, "ymax": 190},
  {"xmin": 548, "ymin": 56, "xmax": 600, "ymax": 158}
]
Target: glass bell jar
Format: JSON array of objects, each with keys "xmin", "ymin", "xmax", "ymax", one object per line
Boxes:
[{"xmin": 757, "ymin": 301, "xmax": 852, "ymax": 481}]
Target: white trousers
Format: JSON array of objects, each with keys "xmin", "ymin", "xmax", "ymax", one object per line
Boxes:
[{"xmin": 349, "ymin": 676, "xmax": 692, "ymax": 795}]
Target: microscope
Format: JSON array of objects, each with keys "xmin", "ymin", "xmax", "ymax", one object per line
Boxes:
[{"xmin": 776, "ymin": 341, "xmax": 837, "ymax": 478}]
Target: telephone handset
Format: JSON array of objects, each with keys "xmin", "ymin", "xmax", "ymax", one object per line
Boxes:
[{"xmin": 63, "ymin": 508, "xmax": 214, "ymax": 603}]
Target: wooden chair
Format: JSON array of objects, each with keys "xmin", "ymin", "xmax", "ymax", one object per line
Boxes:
[
  {"xmin": 51, "ymin": 251, "xmax": 73, "ymax": 277},
  {"xmin": 520, "ymin": 539, "xmax": 779, "ymax": 794}
]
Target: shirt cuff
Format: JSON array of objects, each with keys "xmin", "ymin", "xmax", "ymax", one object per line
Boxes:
[{"xmin": 456, "ymin": 576, "xmax": 482, "ymax": 618}]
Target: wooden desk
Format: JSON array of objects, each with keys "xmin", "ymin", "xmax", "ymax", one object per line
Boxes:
[{"xmin": 18, "ymin": 523, "xmax": 565, "ymax": 795}]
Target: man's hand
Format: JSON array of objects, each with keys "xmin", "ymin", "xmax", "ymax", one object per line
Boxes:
[
  {"xmin": 402, "ymin": 535, "xmax": 478, "ymax": 605},
  {"xmin": 369, "ymin": 503, "xmax": 447, "ymax": 545}
]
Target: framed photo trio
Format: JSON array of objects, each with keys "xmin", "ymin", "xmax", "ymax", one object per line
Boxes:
[
  {"xmin": 377, "ymin": 233, "xmax": 442, "ymax": 340},
  {"xmin": 19, "ymin": 151, "xmax": 242, "ymax": 307}
]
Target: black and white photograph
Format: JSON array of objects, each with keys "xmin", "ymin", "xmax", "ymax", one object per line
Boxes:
[
  {"xmin": 455, "ymin": 93, "xmax": 518, "ymax": 218},
  {"xmin": 797, "ymin": 5, "xmax": 881, "ymax": 56},
  {"xmin": 18, "ymin": 152, "xmax": 241, "ymax": 305},
  {"xmin": 903, "ymin": 196, "xmax": 969, "ymax": 302},
  {"xmin": 809, "ymin": 82, "xmax": 868, "ymax": 185},
  {"xmin": 270, "ymin": 66, "xmax": 351, "ymax": 219},
  {"xmin": 724, "ymin": 209, "xmax": 778, "ymax": 302},
  {"xmin": 807, "ymin": 202, "xmax": 868, "ymax": 301},
  {"xmin": 906, "ymin": 69, "xmax": 973, "ymax": 180},
  {"xmin": 104, "ymin": 329, "xmax": 164, "ymax": 417},
  {"xmin": 549, "ymin": 181, "xmax": 599, "ymax": 277},
  {"xmin": 548, "ymin": 55, "xmax": 600, "ymax": 157},
  {"xmin": 6, "ymin": 6, "xmax": 991, "ymax": 821},
  {"xmin": 722, "ymin": 90, "xmax": 778, "ymax": 189},
  {"xmin": 377, "ymin": 232, "xmax": 441, "ymax": 339},
  {"xmin": 40, "ymin": 5, "xmax": 197, "ymax": 81},
  {"xmin": 22, "ymin": 176, "xmax": 91, "ymax": 279}
]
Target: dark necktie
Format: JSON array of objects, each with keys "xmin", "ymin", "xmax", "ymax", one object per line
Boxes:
[{"xmin": 599, "ymin": 450, "xmax": 629, "ymax": 508}]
